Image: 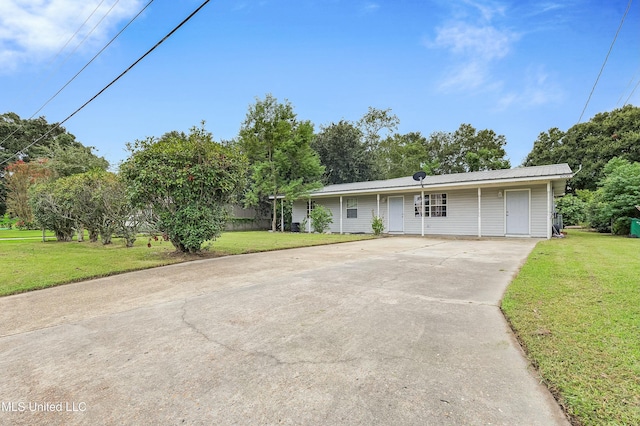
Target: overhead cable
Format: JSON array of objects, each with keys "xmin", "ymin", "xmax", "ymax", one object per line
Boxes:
[
  {"xmin": 577, "ymin": 0, "xmax": 633, "ymax": 123},
  {"xmin": 1, "ymin": 0, "xmax": 153, "ymax": 157},
  {"xmin": 0, "ymin": 0, "xmax": 212, "ymax": 166}
]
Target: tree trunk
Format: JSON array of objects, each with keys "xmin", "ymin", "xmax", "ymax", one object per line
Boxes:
[{"xmin": 77, "ymin": 224, "xmax": 84, "ymax": 242}]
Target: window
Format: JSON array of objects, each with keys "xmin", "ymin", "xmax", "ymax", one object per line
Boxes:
[
  {"xmin": 430, "ymin": 193, "xmax": 446, "ymax": 217},
  {"xmin": 414, "ymin": 194, "xmax": 447, "ymax": 217},
  {"xmin": 346, "ymin": 198, "xmax": 358, "ymax": 219},
  {"xmin": 306, "ymin": 200, "xmax": 316, "ymax": 218}
]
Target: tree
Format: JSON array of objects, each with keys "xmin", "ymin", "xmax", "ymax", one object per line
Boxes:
[
  {"xmin": 583, "ymin": 158, "xmax": 640, "ymax": 234},
  {"xmin": 377, "ymin": 132, "xmax": 438, "ymax": 179},
  {"xmin": 555, "ymin": 194, "xmax": 587, "ymax": 226},
  {"xmin": 0, "ymin": 112, "xmax": 98, "ymax": 214},
  {"xmin": 380, "ymin": 124, "xmax": 512, "ymax": 178},
  {"xmin": 523, "ymin": 105, "xmax": 640, "ymax": 191},
  {"xmin": 428, "ymin": 124, "xmax": 510, "ymax": 174},
  {"xmin": 56, "ymin": 170, "xmax": 139, "ymax": 245},
  {"xmin": 357, "ymin": 106, "xmax": 400, "ymax": 151},
  {"xmin": 43, "ymin": 142, "xmax": 109, "ymax": 178},
  {"xmin": 29, "ymin": 180, "xmax": 76, "ymax": 241},
  {"xmin": 4, "ymin": 159, "xmax": 53, "ymax": 226},
  {"xmin": 357, "ymin": 107, "xmax": 399, "ymax": 178},
  {"xmin": 120, "ymin": 124, "xmax": 246, "ymax": 253},
  {"xmin": 312, "ymin": 120, "xmax": 375, "ymax": 184},
  {"xmin": 238, "ymin": 94, "xmax": 324, "ymax": 231}
]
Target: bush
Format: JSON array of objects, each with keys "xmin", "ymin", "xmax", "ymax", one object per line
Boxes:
[
  {"xmin": 612, "ymin": 217, "xmax": 631, "ymax": 235},
  {"xmin": 120, "ymin": 125, "xmax": 246, "ymax": 253},
  {"xmin": 0, "ymin": 213, "xmax": 14, "ymax": 229},
  {"xmin": 556, "ymin": 194, "xmax": 587, "ymax": 226},
  {"xmin": 310, "ymin": 205, "xmax": 333, "ymax": 233},
  {"xmin": 371, "ymin": 212, "xmax": 384, "ymax": 235}
]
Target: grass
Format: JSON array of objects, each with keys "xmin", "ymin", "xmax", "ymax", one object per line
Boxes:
[
  {"xmin": 0, "ymin": 230, "xmax": 374, "ymax": 297},
  {"xmin": 502, "ymin": 230, "xmax": 640, "ymax": 425},
  {"xmin": 0, "ymin": 229, "xmax": 56, "ymax": 239}
]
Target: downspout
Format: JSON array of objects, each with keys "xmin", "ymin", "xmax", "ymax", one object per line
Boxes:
[{"xmin": 478, "ymin": 187, "xmax": 482, "ymax": 238}]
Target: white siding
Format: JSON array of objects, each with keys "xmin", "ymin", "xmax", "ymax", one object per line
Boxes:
[
  {"xmin": 480, "ymin": 188, "xmax": 505, "ymax": 236},
  {"xmin": 530, "ymin": 184, "xmax": 548, "ymax": 237},
  {"xmin": 293, "ymin": 183, "xmax": 552, "ymax": 237}
]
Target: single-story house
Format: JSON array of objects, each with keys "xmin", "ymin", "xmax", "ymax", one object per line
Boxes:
[{"xmin": 292, "ymin": 163, "xmax": 573, "ymax": 239}]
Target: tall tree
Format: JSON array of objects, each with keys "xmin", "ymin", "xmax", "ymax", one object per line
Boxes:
[
  {"xmin": 419, "ymin": 124, "xmax": 510, "ymax": 175},
  {"xmin": 523, "ymin": 105, "xmax": 640, "ymax": 191},
  {"xmin": 312, "ymin": 120, "xmax": 375, "ymax": 184},
  {"xmin": 43, "ymin": 142, "xmax": 109, "ymax": 178},
  {"xmin": 0, "ymin": 112, "xmax": 96, "ymax": 214},
  {"xmin": 239, "ymin": 94, "xmax": 324, "ymax": 231},
  {"xmin": 377, "ymin": 132, "xmax": 437, "ymax": 179},
  {"xmin": 357, "ymin": 107, "xmax": 399, "ymax": 178}
]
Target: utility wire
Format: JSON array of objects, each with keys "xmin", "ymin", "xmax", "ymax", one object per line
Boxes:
[
  {"xmin": 15, "ymin": 0, "xmax": 118, "ymax": 115},
  {"xmin": 0, "ymin": 0, "xmax": 129, "ymax": 149},
  {"xmin": 577, "ymin": 0, "xmax": 633, "ymax": 123},
  {"xmin": 1, "ymin": 0, "xmax": 152, "ymax": 157},
  {"xmin": 616, "ymin": 64, "xmax": 640, "ymax": 107},
  {"xmin": 45, "ymin": 0, "xmax": 109, "ymax": 69},
  {"xmin": 24, "ymin": 0, "xmax": 155, "ymax": 126},
  {"xmin": 1, "ymin": 0, "xmax": 212, "ymax": 167},
  {"xmin": 623, "ymin": 78, "xmax": 640, "ymax": 106}
]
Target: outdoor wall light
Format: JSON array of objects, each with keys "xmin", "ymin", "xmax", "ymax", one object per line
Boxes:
[{"xmin": 498, "ymin": 190, "xmax": 503, "ymax": 198}]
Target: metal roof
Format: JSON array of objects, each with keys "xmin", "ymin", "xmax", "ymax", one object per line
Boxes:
[{"xmin": 310, "ymin": 163, "xmax": 573, "ymax": 197}]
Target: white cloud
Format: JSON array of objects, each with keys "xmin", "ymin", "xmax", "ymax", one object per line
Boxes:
[
  {"xmin": 433, "ymin": 22, "xmax": 516, "ymax": 60},
  {"xmin": 495, "ymin": 66, "xmax": 564, "ymax": 110},
  {"xmin": 362, "ymin": 2, "xmax": 380, "ymax": 13},
  {"xmin": 461, "ymin": 0, "xmax": 506, "ymax": 22},
  {"xmin": 429, "ymin": 21, "xmax": 518, "ymax": 92},
  {"xmin": 0, "ymin": 0, "xmax": 141, "ymax": 72}
]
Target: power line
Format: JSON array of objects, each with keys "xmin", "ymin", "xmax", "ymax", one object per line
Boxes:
[
  {"xmin": 623, "ymin": 78, "xmax": 640, "ymax": 106},
  {"xmin": 1, "ymin": 0, "xmax": 212, "ymax": 167},
  {"xmin": 15, "ymin": 0, "xmax": 119, "ymax": 115},
  {"xmin": 45, "ymin": 0, "xmax": 109, "ymax": 69},
  {"xmin": 577, "ymin": 0, "xmax": 633, "ymax": 123},
  {"xmin": 0, "ymin": 0, "xmax": 135, "ymax": 149},
  {"xmin": 0, "ymin": 0, "xmax": 154, "ymax": 156}
]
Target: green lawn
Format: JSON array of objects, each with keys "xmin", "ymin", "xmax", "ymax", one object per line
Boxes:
[
  {"xmin": 0, "ymin": 229, "xmax": 56, "ymax": 239},
  {"xmin": 0, "ymin": 231, "xmax": 374, "ymax": 297},
  {"xmin": 502, "ymin": 230, "xmax": 640, "ymax": 425}
]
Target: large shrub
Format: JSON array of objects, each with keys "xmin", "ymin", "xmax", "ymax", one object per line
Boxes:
[
  {"xmin": 120, "ymin": 125, "xmax": 246, "ymax": 253},
  {"xmin": 310, "ymin": 205, "xmax": 333, "ymax": 233},
  {"xmin": 555, "ymin": 194, "xmax": 587, "ymax": 226}
]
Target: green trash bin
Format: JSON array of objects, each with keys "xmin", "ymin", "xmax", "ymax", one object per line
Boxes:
[{"xmin": 631, "ymin": 218, "xmax": 640, "ymax": 237}]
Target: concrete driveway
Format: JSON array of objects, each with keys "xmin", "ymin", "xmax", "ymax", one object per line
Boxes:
[{"xmin": 0, "ymin": 237, "xmax": 568, "ymax": 425}]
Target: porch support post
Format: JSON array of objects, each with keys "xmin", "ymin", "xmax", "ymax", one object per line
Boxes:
[
  {"xmin": 376, "ymin": 194, "xmax": 380, "ymax": 217},
  {"xmin": 307, "ymin": 198, "xmax": 311, "ymax": 233},
  {"xmin": 340, "ymin": 196, "xmax": 343, "ymax": 235},
  {"xmin": 421, "ymin": 190, "xmax": 425, "ymax": 236},
  {"xmin": 478, "ymin": 187, "xmax": 482, "ymax": 238},
  {"xmin": 280, "ymin": 198, "xmax": 284, "ymax": 232},
  {"xmin": 547, "ymin": 181, "xmax": 552, "ymax": 239}
]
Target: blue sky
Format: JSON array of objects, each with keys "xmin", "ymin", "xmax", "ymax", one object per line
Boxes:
[{"xmin": 1, "ymin": 0, "xmax": 638, "ymax": 170}]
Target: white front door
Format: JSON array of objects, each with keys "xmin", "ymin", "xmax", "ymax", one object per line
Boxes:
[
  {"xmin": 388, "ymin": 196, "xmax": 404, "ymax": 233},
  {"xmin": 506, "ymin": 190, "xmax": 530, "ymax": 235}
]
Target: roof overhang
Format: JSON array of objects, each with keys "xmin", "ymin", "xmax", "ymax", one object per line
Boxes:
[{"xmin": 308, "ymin": 173, "xmax": 572, "ymax": 198}]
